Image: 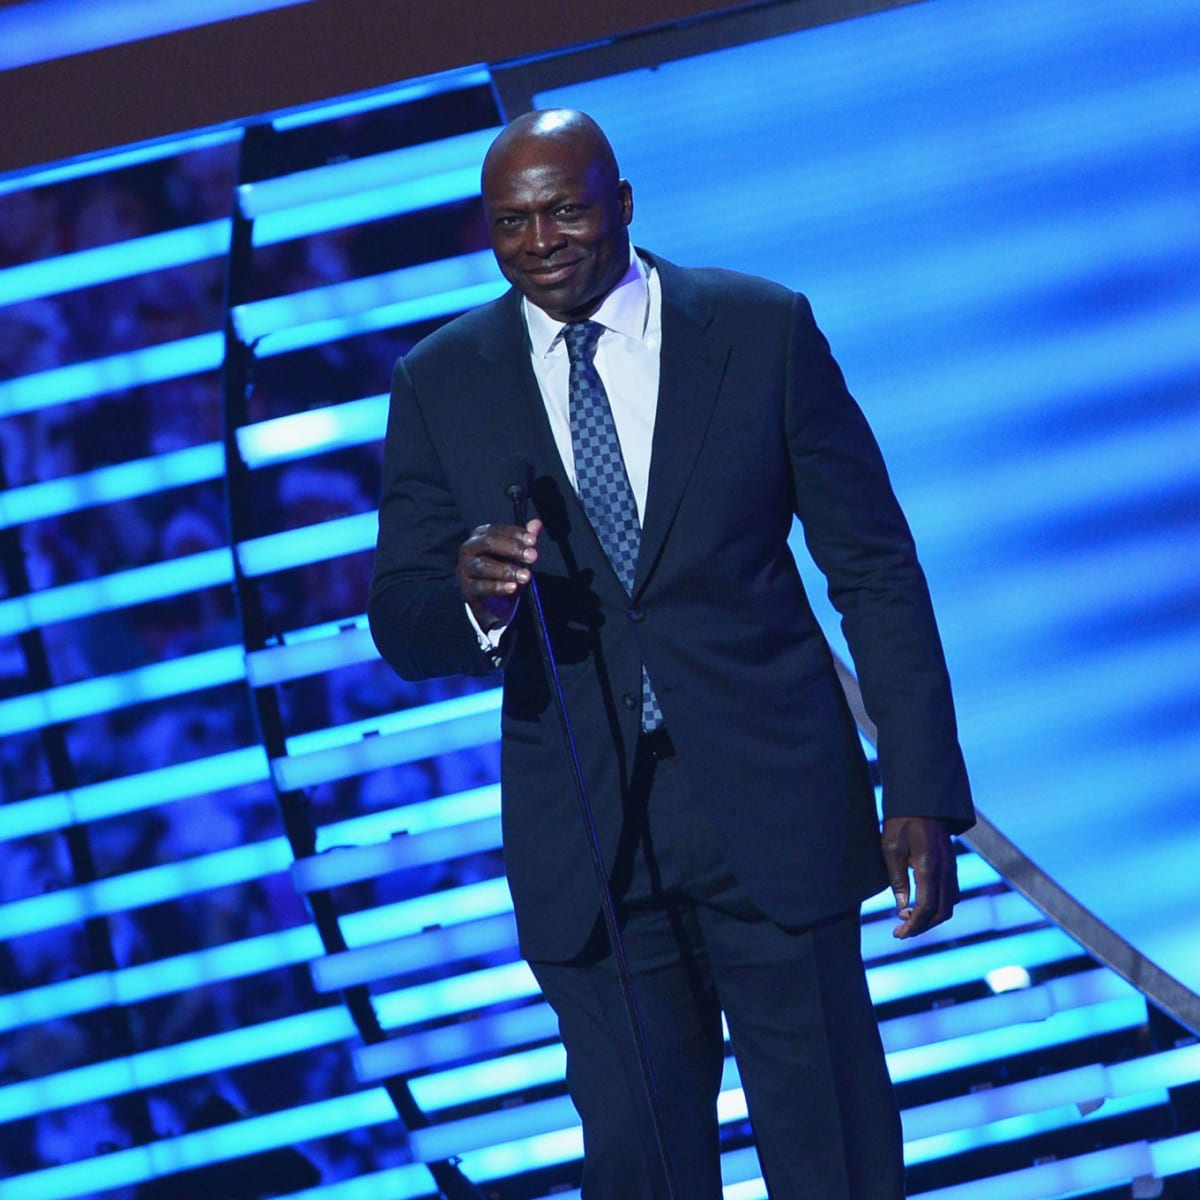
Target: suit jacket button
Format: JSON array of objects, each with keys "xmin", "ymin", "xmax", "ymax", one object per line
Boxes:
[
  {"xmin": 622, "ymin": 693, "xmax": 638, "ymax": 710},
  {"xmin": 628, "ymin": 608, "xmax": 645, "ymax": 622}
]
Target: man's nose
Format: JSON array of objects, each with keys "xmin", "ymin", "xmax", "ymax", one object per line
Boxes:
[{"xmin": 527, "ymin": 215, "xmax": 564, "ymax": 256}]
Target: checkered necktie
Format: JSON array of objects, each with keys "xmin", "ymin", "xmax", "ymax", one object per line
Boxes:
[{"xmin": 563, "ymin": 321, "xmax": 663, "ymax": 731}]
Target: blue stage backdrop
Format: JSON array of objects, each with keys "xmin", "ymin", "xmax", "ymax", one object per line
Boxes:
[{"xmin": 538, "ymin": 0, "xmax": 1200, "ymax": 1011}]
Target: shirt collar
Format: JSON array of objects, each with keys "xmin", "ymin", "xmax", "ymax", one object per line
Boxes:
[{"xmin": 524, "ymin": 248, "xmax": 650, "ymax": 358}]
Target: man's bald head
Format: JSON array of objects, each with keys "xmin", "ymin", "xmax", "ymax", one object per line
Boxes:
[
  {"xmin": 481, "ymin": 110, "xmax": 634, "ymax": 322},
  {"xmin": 482, "ymin": 109, "xmax": 621, "ymax": 195}
]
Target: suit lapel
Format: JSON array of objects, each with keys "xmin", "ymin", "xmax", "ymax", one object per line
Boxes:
[{"xmin": 635, "ymin": 257, "xmax": 729, "ymax": 594}]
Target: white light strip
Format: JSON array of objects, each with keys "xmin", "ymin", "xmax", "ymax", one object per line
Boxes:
[
  {"xmin": 909, "ymin": 1133, "xmax": 1200, "ymax": 1199},
  {"xmin": 274, "ymin": 689, "xmax": 502, "ymax": 791},
  {"xmin": 0, "ymin": 442, "xmax": 225, "ymax": 528},
  {"xmin": 0, "ymin": 0, "xmax": 312, "ymax": 71},
  {"xmin": 0, "ymin": 546, "xmax": 232, "ymax": 636},
  {"xmin": 253, "ymin": 166, "xmax": 482, "ymax": 246},
  {"xmin": 245, "ymin": 624, "xmax": 378, "ymax": 686},
  {"xmin": 230, "ymin": 249, "xmax": 500, "ymax": 342},
  {"xmin": 0, "ymin": 221, "xmax": 231, "ymax": 306},
  {"xmin": 0, "ymin": 129, "xmax": 241, "ymax": 199},
  {"xmin": 272, "ymin": 67, "xmax": 492, "ymax": 130},
  {"xmin": 311, "ymin": 913, "xmax": 519, "ymax": 993},
  {"xmin": 0, "ymin": 1007, "xmax": 354, "ymax": 1122},
  {"xmin": 236, "ymin": 511, "xmax": 376, "ymax": 576},
  {"xmin": 0, "ymin": 1088, "xmax": 401, "ymax": 1200},
  {"xmin": 238, "ymin": 127, "xmax": 498, "ymax": 217},
  {"xmin": 314, "ymin": 781, "xmax": 501, "ymax": 850},
  {"xmin": 868, "ymin": 927, "xmax": 1082, "ymax": 1005},
  {"xmin": 235, "ymin": 394, "xmax": 387, "ymax": 469},
  {"xmin": 0, "ymin": 331, "xmax": 223, "ymax": 416},
  {"xmin": 0, "ymin": 840, "xmax": 294, "ymax": 939},
  {"xmin": 0, "ymin": 925, "xmax": 321, "ymax": 1034},
  {"xmin": 255, "ymin": 279, "xmax": 508, "ymax": 358},
  {"xmin": 904, "ymin": 1042, "xmax": 1200, "ymax": 1142},
  {"xmin": 889, "ymin": 995, "xmax": 1148, "ymax": 1084},
  {"xmin": 0, "ymin": 644, "xmax": 245, "ymax": 736},
  {"xmin": 291, "ymin": 816, "xmax": 502, "ymax": 892},
  {"xmin": 0, "ymin": 745, "xmax": 269, "ymax": 844},
  {"xmin": 354, "ymin": 1002, "xmax": 560, "ymax": 1082}
]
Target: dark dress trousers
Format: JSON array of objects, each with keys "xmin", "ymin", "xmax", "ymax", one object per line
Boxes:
[{"xmin": 369, "ymin": 252, "xmax": 973, "ymax": 966}]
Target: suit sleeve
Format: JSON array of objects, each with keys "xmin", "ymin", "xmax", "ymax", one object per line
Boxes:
[
  {"xmin": 368, "ymin": 356, "xmax": 501, "ymax": 681},
  {"xmin": 784, "ymin": 293, "xmax": 974, "ymax": 832}
]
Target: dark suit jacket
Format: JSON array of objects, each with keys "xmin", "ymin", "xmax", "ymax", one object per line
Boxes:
[{"xmin": 369, "ymin": 253, "xmax": 973, "ymax": 963}]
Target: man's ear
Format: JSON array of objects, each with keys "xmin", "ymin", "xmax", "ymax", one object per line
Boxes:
[{"xmin": 618, "ymin": 179, "xmax": 634, "ymax": 226}]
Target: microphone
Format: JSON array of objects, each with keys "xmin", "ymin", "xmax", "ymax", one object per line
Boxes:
[{"xmin": 504, "ymin": 455, "xmax": 534, "ymax": 523}]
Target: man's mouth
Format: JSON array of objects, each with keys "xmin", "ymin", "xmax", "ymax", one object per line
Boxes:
[{"xmin": 527, "ymin": 261, "xmax": 580, "ymax": 285}]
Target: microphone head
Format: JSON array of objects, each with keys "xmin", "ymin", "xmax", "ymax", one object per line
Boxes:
[{"xmin": 503, "ymin": 454, "xmax": 534, "ymax": 503}]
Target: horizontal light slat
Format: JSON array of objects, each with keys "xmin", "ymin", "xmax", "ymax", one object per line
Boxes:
[
  {"xmin": 235, "ymin": 394, "xmax": 387, "ymax": 469},
  {"xmin": 311, "ymin": 912, "xmax": 518, "ymax": 993},
  {"xmin": 0, "ymin": 745, "xmax": 269, "ymax": 843},
  {"xmin": 291, "ymin": 815, "xmax": 502, "ymax": 892},
  {"xmin": 0, "ymin": 332, "xmax": 223, "ymax": 416},
  {"xmin": 0, "ymin": 1089, "xmax": 402, "ymax": 1200},
  {"xmin": 230, "ymin": 249, "xmax": 499, "ymax": 342},
  {"xmin": 238, "ymin": 127, "xmax": 498, "ymax": 217},
  {"xmin": 0, "ymin": 644, "xmax": 245, "ymax": 735},
  {"xmin": 0, "ymin": 220, "xmax": 231, "ymax": 306},
  {"xmin": 245, "ymin": 625, "xmax": 378, "ymax": 686},
  {"xmin": 0, "ymin": 1007, "xmax": 354, "ymax": 1122},
  {"xmin": 0, "ymin": 442, "xmax": 225, "ymax": 528},
  {"xmin": 0, "ymin": 547, "xmax": 232, "ymax": 637},
  {"xmin": 236, "ymin": 511, "xmax": 375, "ymax": 576}
]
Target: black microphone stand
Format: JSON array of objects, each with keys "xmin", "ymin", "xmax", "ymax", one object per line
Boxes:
[{"xmin": 506, "ymin": 471, "xmax": 682, "ymax": 1200}]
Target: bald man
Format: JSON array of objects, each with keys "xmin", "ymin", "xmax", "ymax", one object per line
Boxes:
[{"xmin": 370, "ymin": 109, "xmax": 974, "ymax": 1198}]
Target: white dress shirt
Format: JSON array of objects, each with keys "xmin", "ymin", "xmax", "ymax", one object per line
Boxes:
[
  {"xmin": 522, "ymin": 250, "xmax": 663, "ymax": 522},
  {"xmin": 471, "ymin": 251, "xmax": 663, "ymax": 650}
]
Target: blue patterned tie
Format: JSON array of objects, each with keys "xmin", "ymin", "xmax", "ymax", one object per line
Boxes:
[{"xmin": 563, "ymin": 321, "xmax": 663, "ymax": 732}]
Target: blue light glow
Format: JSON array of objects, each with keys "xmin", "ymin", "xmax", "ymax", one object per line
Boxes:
[
  {"xmin": 0, "ymin": 1008, "xmax": 354, "ymax": 1122},
  {"xmin": 236, "ymin": 512, "xmax": 376, "ymax": 576},
  {"xmin": 231, "ymin": 249, "xmax": 502, "ymax": 342},
  {"xmin": 0, "ymin": 442, "xmax": 225, "ymax": 528},
  {"xmin": 291, "ymin": 816, "xmax": 501, "ymax": 891},
  {"xmin": 0, "ymin": 746, "xmax": 268, "ymax": 844},
  {"xmin": 245, "ymin": 624, "xmax": 379, "ymax": 686},
  {"xmin": 544, "ymin": 0, "xmax": 1200, "ymax": 1019},
  {"xmin": 0, "ymin": 332, "xmax": 223, "ymax": 416},
  {"xmin": 241, "ymin": 125, "xmax": 496, "ymax": 215},
  {"xmin": 353, "ymin": 1003, "xmax": 559, "ymax": 1081},
  {"xmin": 867, "ymin": 928, "xmax": 1084, "ymax": 1005},
  {"xmin": 311, "ymin": 913, "xmax": 518, "ymax": 992},
  {"xmin": 275, "ymin": 689, "xmax": 501, "ymax": 790},
  {"xmin": 0, "ymin": 644, "xmax": 245, "ymax": 735},
  {"xmin": 253, "ymin": 167, "xmax": 482, "ymax": 246},
  {"xmin": 0, "ymin": 840, "xmax": 293, "ymax": 939},
  {"xmin": 315, "ymin": 782, "xmax": 500, "ymax": 851},
  {"xmin": 0, "ymin": 222, "xmax": 231, "ymax": 306},
  {"xmin": 256, "ymin": 279, "xmax": 509, "ymax": 358},
  {"xmin": 373, "ymin": 961, "xmax": 538, "ymax": 1030},
  {"xmin": 0, "ymin": 1089, "xmax": 397, "ymax": 1200},
  {"xmin": 0, "ymin": 130, "xmax": 241, "ymax": 199},
  {"xmin": 235, "ymin": 394, "xmax": 387, "ymax": 468},
  {"xmin": 339, "ymin": 877, "xmax": 514, "ymax": 945},
  {"xmin": 0, "ymin": 0, "xmax": 313, "ymax": 71},
  {"xmin": 272, "ymin": 68, "xmax": 493, "ymax": 130},
  {"xmin": 0, "ymin": 926, "xmax": 320, "ymax": 1034},
  {"xmin": 0, "ymin": 548, "xmax": 232, "ymax": 637}
]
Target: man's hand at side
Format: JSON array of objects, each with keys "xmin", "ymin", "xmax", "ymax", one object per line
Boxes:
[
  {"xmin": 882, "ymin": 815, "xmax": 959, "ymax": 939},
  {"xmin": 457, "ymin": 519, "xmax": 542, "ymax": 632}
]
